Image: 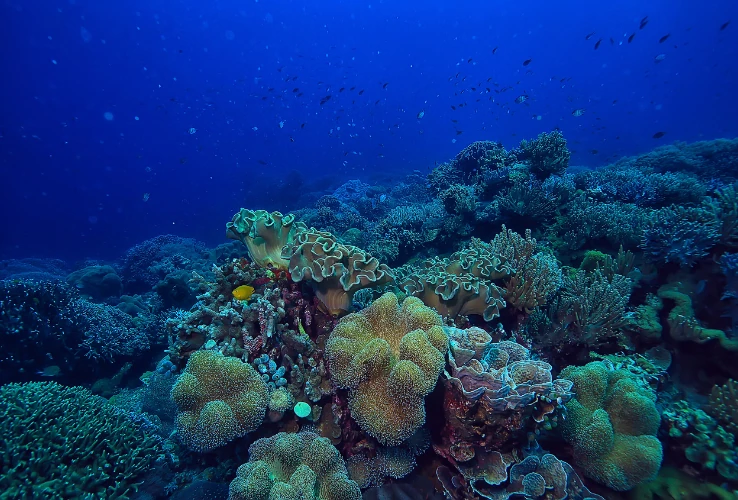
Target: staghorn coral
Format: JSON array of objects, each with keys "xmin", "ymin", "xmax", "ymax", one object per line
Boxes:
[
  {"xmin": 228, "ymin": 431, "xmax": 361, "ymax": 500},
  {"xmin": 283, "ymin": 229, "xmax": 394, "ymax": 315},
  {"xmin": 325, "ymin": 292, "xmax": 448, "ymax": 445},
  {"xmin": 0, "ymin": 381, "xmax": 162, "ymax": 499},
  {"xmin": 171, "ymin": 350, "xmax": 268, "ymax": 452},
  {"xmin": 226, "ymin": 208, "xmax": 308, "ymax": 269},
  {"xmin": 559, "ymin": 361, "xmax": 663, "ymax": 491}
]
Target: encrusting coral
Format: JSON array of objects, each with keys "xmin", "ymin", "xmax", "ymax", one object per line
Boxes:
[
  {"xmin": 283, "ymin": 228, "xmax": 394, "ymax": 315},
  {"xmin": 228, "ymin": 431, "xmax": 361, "ymax": 500},
  {"xmin": 171, "ymin": 350, "xmax": 268, "ymax": 452},
  {"xmin": 325, "ymin": 292, "xmax": 448, "ymax": 445},
  {"xmin": 226, "ymin": 208, "xmax": 308, "ymax": 269},
  {"xmin": 559, "ymin": 361, "xmax": 663, "ymax": 491}
]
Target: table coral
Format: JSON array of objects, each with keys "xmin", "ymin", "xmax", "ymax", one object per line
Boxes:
[
  {"xmin": 283, "ymin": 229, "xmax": 394, "ymax": 316},
  {"xmin": 559, "ymin": 361, "xmax": 663, "ymax": 491},
  {"xmin": 325, "ymin": 292, "xmax": 448, "ymax": 445},
  {"xmin": 171, "ymin": 350, "xmax": 268, "ymax": 452},
  {"xmin": 228, "ymin": 431, "xmax": 361, "ymax": 500},
  {"xmin": 226, "ymin": 208, "xmax": 307, "ymax": 269}
]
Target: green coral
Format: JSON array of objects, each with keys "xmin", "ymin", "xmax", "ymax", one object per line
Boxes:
[
  {"xmin": 171, "ymin": 350, "xmax": 268, "ymax": 452},
  {"xmin": 559, "ymin": 361, "xmax": 663, "ymax": 491},
  {"xmin": 325, "ymin": 292, "xmax": 448, "ymax": 445},
  {"xmin": 226, "ymin": 208, "xmax": 307, "ymax": 269},
  {"xmin": 0, "ymin": 381, "xmax": 161, "ymax": 499},
  {"xmin": 228, "ymin": 431, "xmax": 361, "ymax": 500},
  {"xmin": 518, "ymin": 130, "xmax": 570, "ymax": 179}
]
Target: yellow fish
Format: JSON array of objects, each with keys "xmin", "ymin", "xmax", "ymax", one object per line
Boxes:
[{"xmin": 232, "ymin": 285, "xmax": 255, "ymax": 301}]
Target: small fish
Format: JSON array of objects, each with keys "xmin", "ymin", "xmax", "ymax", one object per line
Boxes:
[
  {"xmin": 640, "ymin": 16, "xmax": 649, "ymax": 29},
  {"xmin": 292, "ymin": 88, "xmax": 299, "ymax": 93},
  {"xmin": 375, "ymin": 99, "xmax": 380, "ymax": 105},
  {"xmin": 451, "ymin": 119, "xmax": 458, "ymax": 123},
  {"xmin": 456, "ymin": 130, "xmax": 463, "ymax": 135},
  {"xmin": 339, "ymin": 87, "xmax": 345, "ymax": 92},
  {"xmin": 358, "ymin": 89, "xmax": 365, "ymax": 95},
  {"xmin": 258, "ymin": 160, "xmax": 268, "ymax": 165},
  {"xmin": 232, "ymin": 285, "xmax": 255, "ymax": 301},
  {"xmin": 289, "ymin": 136, "xmax": 295, "ymax": 142},
  {"xmin": 492, "ymin": 46, "xmax": 498, "ymax": 54},
  {"xmin": 585, "ymin": 31, "xmax": 596, "ymax": 40},
  {"xmin": 451, "ymin": 105, "xmax": 457, "ymax": 110},
  {"xmin": 659, "ymin": 34, "xmax": 670, "ymax": 43},
  {"xmin": 514, "ymin": 94, "xmax": 529, "ymax": 104},
  {"xmin": 652, "ymin": 131, "xmax": 665, "ymax": 139},
  {"xmin": 654, "ymin": 53, "xmax": 666, "ymax": 62},
  {"xmin": 382, "ymin": 82, "xmax": 389, "ymax": 89},
  {"xmin": 720, "ymin": 20, "xmax": 731, "ymax": 31},
  {"xmin": 300, "ymin": 123, "xmax": 305, "ymax": 129},
  {"xmin": 350, "ymin": 86, "xmax": 356, "ymax": 91},
  {"xmin": 179, "ymin": 157, "xmax": 187, "ymax": 164},
  {"xmin": 591, "ymin": 149, "xmax": 599, "ymax": 154},
  {"xmin": 628, "ymin": 33, "xmax": 635, "ymax": 43},
  {"xmin": 523, "ymin": 58, "xmax": 532, "ymax": 66},
  {"xmin": 142, "ymin": 192, "xmax": 150, "ymax": 202},
  {"xmin": 320, "ymin": 95, "xmax": 332, "ymax": 105},
  {"xmin": 610, "ymin": 37, "xmax": 615, "ymax": 45},
  {"xmin": 417, "ymin": 110, "xmax": 425, "ymax": 119},
  {"xmin": 594, "ymin": 38, "xmax": 602, "ymax": 49},
  {"xmin": 467, "ymin": 58, "xmax": 473, "ymax": 63},
  {"xmin": 37, "ymin": 365, "xmax": 61, "ymax": 377},
  {"xmin": 571, "ymin": 108, "xmax": 585, "ymax": 117}
]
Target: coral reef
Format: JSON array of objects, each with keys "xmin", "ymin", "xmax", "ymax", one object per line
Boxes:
[
  {"xmin": 226, "ymin": 208, "xmax": 308, "ymax": 269},
  {"xmin": 228, "ymin": 431, "xmax": 361, "ymax": 500},
  {"xmin": 171, "ymin": 350, "xmax": 268, "ymax": 452},
  {"xmin": 325, "ymin": 292, "xmax": 448, "ymax": 445}
]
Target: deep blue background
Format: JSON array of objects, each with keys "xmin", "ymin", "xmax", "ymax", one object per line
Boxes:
[{"xmin": 2, "ymin": 0, "xmax": 736, "ymax": 261}]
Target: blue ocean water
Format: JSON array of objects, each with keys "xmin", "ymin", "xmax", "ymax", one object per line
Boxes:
[
  {"xmin": 3, "ymin": 1, "xmax": 738, "ymax": 499},
  {"xmin": 2, "ymin": 0, "xmax": 736, "ymax": 259}
]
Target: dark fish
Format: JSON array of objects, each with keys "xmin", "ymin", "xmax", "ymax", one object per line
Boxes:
[
  {"xmin": 291, "ymin": 76, "xmax": 298, "ymax": 81},
  {"xmin": 375, "ymin": 99, "xmax": 380, "ymax": 105},
  {"xmin": 297, "ymin": 92, "xmax": 304, "ymax": 97},
  {"xmin": 289, "ymin": 136, "xmax": 295, "ymax": 142},
  {"xmin": 261, "ymin": 96, "xmax": 268, "ymax": 101},
  {"xmin": 640, "ymin": 16, "xmax": 648, "ymax": 29},
  {"xmin": 492, "ymin": 46, "xmax": 498, "ymax": 54},
  {"xmin": 652, "ymin": 131, "xmax": 665, "ymax": 139},
  {"xmin": 628, "ymin": 33, "xmax": 635, "ymax": 43},
  {"xmin": 467, "ymin": 58, "xmax": 473, "ymax": 63},
  {"xmin": 451, "ymin": 119, "xmax": 458, "ymax": 123},
  {"xmin": 720, "ymin": 20, "xmax": 731, "ymax": 31},
  {"xmin": 514, "ymin": 95, "xmax": 529, "ymax": 104},
  {"xmin": 292, "ymin": 88, "xmax": 299, "ymax": 92},
  {"xmin": 350, "ymin": 86, "xmax": 356, "ymax": 90},
  {"xmin": 339, "ymin": 87, "xmax": 345, "ymax": 92},
  {"xmin": 591, "ymin": 149, "xmax": 598, "ymax": 154},
  {"xmin": 358, "ymin": 89, "xmax": 365, "ymax": 95},
  {"xmin": 382, "ymin": 82, "xmax": 389, "ymax": 89},
  {"xmin": 594, "ymin": 38, "xmax": 602, "ymax": 49},
  {"xmin": 610, "ymin": 37, "xmax": 615, "ymax": 45},
  {"xmin": 320, "ymin": 95, "xmax": 332, "ymax": 105},
  {"xmin": 300, "ymin": 123, "xmax": 305, "ymax": 129},
  {"xmin": 179, "ymin": 157, "xmax": 187, "ymax": 164},
  {"xmin": 258, "ymin": 160, "xmax": 267, "ymax": 165},
  {"xmin": 659, "ymin": 34, "xmax": 670, "ymax": 43},
  {"xmin": 523, "ymin": 58, "xmax": 532, "ymax": 66},
  {"xmin": 451, "ymin": 105, "xmax": 457, "ymax": 110},
  {"xmin": 585, "ymin": 31, "xmax": 596, "ymax": 40},
  {"xmin": 178, "ymin": 49, "xmax": 183, "ymax": 53},
  {"xmin": 456, "ymin": 130, "xmax": 463, "ymax": 135}
]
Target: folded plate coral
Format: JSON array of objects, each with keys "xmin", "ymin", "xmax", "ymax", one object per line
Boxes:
[{"xmin": 226, "ymin": 208, "xmax": 307, "ymax": 269}]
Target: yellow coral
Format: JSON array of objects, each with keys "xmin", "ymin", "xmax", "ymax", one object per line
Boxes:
[
  {"xmin": 171, "ymin": 350, "xmax": 268, "ymax": 452},
  {"xmin": 325, "ymin": 293, "xmax": 448, "ymax": 445}
]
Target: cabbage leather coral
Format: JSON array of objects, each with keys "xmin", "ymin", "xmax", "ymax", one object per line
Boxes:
[
  {"xmin": 228, "ymin": 431, "xmax": 361, "ymax": 500},
  {"xmin": 325, "ymin": 292, "xmax": 448, "ymax": 445},
  {"xmin": 400, "ymin": 245, "xmax": 509, "ymax": 321},
  {"xmin": 226, "ymin": 208, "xmax": 307, "ymax": 269},
  {"xmin": 171, "ymin": 350, "xmax": 268, "ymax": 452},
  {"xmin": 437, "ymin": 326, "xmax": 573, "ymax": 464},
  {"xmin": 559, "ymin": 361, "xmax": 663, "ymax": 491},
  {"xmin": 283, "ymin": 229, "xmax": 394, "ymax": 315}
]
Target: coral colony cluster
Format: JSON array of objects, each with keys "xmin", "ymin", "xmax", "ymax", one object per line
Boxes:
[{"xmin": 2, "ymin": 133, "xmax": 738, "ymax": 499}]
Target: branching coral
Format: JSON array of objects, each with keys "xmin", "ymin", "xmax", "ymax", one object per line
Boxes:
[
  {"xmin": 708, "ymin": 379, "xmax": 738, "ymax": 436},
  {"xmin": 171, "ymin": 350, "xmax": 268, "ymax": 452},
  {"xmin": 228, "ymin": 431, "xmax": 361, "ymax": 500},
  {"xmin": 283, "ymin": 229, "xmax": 394, "ymax": 315},
  {"xmin": 517, "ymin": 131, "xmax": 570, "ymax": 179},
  {"xmin": 325, "ymin": 292, "xmax": 448, "ymax": 445},
  {"xmin": 226, "ymin": 208, "xmax": 307, "ymax": 269},
  {"xmin": 640, "ymin": 204, "xmax": 720, "ymax": 266},
  {"xmin": 559, "ymin": 361, "xmax": 663, "ymax": 491},
  {"xmin": 0, "ymin": 382, "xmax": 162, "ymax": 498}
]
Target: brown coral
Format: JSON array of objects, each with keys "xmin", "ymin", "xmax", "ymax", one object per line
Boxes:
[
  {"xmin": 325, "ymin": 292, "xmax": 448, "ymax": 445},
  {"xmin": 283, "ymin": 229, "xmax": 394, "ymax": 315},
  {"xmin": 226, "ymin": 208, "xmax": 307, "ymax": 269}
]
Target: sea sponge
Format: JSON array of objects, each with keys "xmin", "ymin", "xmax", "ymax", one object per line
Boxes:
[
  {"xmin": 559, "ymin": 361, "xmax": 663, "ymax": 491},
  {"xmin": 171, "ymin": 350, "xmax": 268, "ymax": 452},
  {"xmin": 283, "ymin": 229, "xmax": 394, "ymax": 315},
  {"xmin": 226, "ymin": 208, "xmax": 307, "ymax": 269},
  {"xmin": 228, "ymin": 431, "xmax": 361, "ymax": 500},
  {"xmin": 325, "ymin": 292, "xmax": 448, "ymax": 445}
]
